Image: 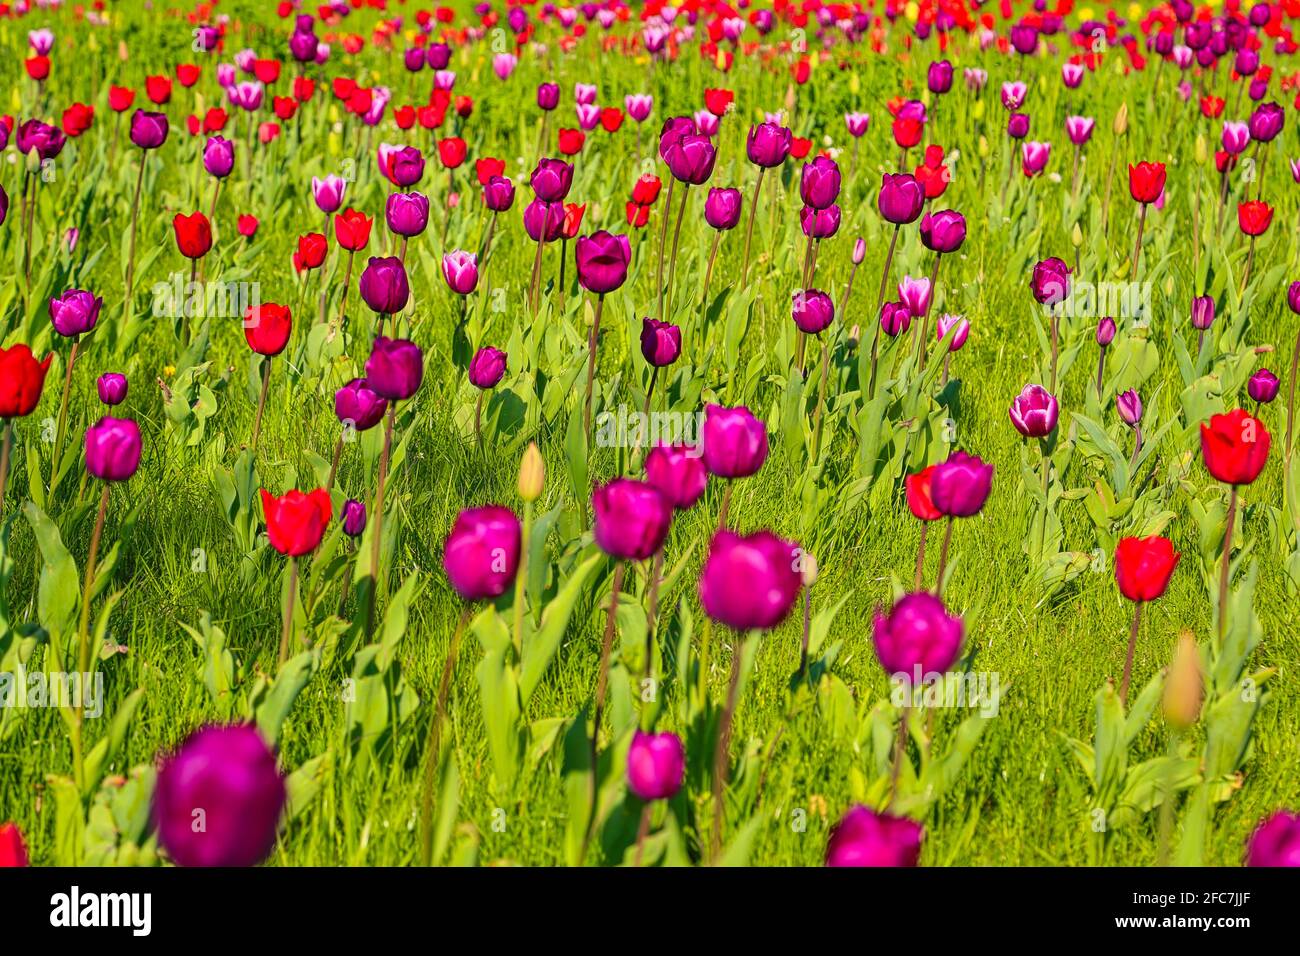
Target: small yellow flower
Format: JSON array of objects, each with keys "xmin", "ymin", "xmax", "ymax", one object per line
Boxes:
[{"xmin": 163, "ymin": 365, "xmax": 176, "ymax": 378}]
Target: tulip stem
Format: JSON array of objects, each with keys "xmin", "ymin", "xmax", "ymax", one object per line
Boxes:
[
  {"xmin": 1285, "ymin": 330, "xmax": 1300, "ymax": 533},
  {"xmin": 710, "ymin": 633, "xmax": 744, "ymax": 862},
  {"xmin": 474, "ymin": 391, "xmax": 484, "ymax": 450},
  {"xmin": 632, "ymin": 803, "xmax": 652, "ymax": 867},
  {"xmin": 278, "ymin": 557, "xmax": 299, "ymax": 667},
  {"xmin": 582, "ymin": 293, "xmax": 606, "ymax": 439},
  {"xmin": 1240, "ymin": 236, "xmax": 1256, "ymax": 295},
  {"xmin": 557, "ymin": 238, "xmax": 568, "ymax": 313},
  {"xmin": 700, "ymin": 231, "xmax": 721, "ymax": 322},
  {"xmin": 663, "ymin": 185, "xmax": 690, "ymax": 321},
  {"xmin": 739, "ymin": 168, "xmax": 765, "ymax": 287},
  {"xmin": 913, "ymin": 522, "xmax": 929, "ymax": 591},
  {"xmin": 1035, "ymin": 438, "xmax": 1051, "ymax": 563},
  {"xmin": 365, "ymin": 404, "xmax": 396, "ymax": 638},
  {"xmin": 1096, "ymin": 344, "xmax": 1107, "ymax": 400},
  {"xmin": 716, "ymin": 481, "xmax": 733, "ymax": 532},
  {"xmin": 419, "ymin": 603, "xmax": 471, "ymax": 866},
  {"xmin": 528, "ymin": 238, "xmax": 546, "ymax": 315},
  {"xmin": 513, "ymin": 500, "xmax": 532, "ymax": 657},
  {"xmin": 889, "ymin": 703, "xmax": 910, "ymax": 808},
  {"xmin": 645, "ymin": 548, "xmax": 664, "ymax": 683},
  {"xmin": 0, "ymin": 420, "xmax": 12, "ymax": 516},
  {"xmin": 22, "ymin": 172, "xmax": 35, "ymax": 290},
  {"xmin": 50, "ymin": 338, "xmax": 79, "ymax": 497},
  {"xmin": 1119, "ymin": 600, "xmax": 1143, "ymax": 708},
  {"xmin": 336, "ymin": 250, "xmax": 355, "ymax": 333},
  {"xmin": 810, "ymin": 337, "xmax": 830, "ymax": 464},
  {"xmin": 1048, "ymin": 306, "xmax": 1060, "ymax": 396},
  {"xmin": 935, "ymin": 517, "xmax": 954, "ymax": 596},
  {"xmin": 1218, "ymin": 485, "xmax": 1238, "ymax": 644},
  {"xmin": 654, "ymin": 178, "xmax": 676, "ymax": 320},
  {"xmin": 124, "ymin": 153, "xmax": 147, "ymax": 315},
  {"xmin": 250, "ymin": 357, "xmax": 272, "ymax": 453},
  {"xmin": 326, "ymin": 435, "xmax": 344, "ymax": 493},
  {"xmin": 868, "ymin": 224, "xmax": 901, "ymax": 401},
  {"xmin": 798, "ymin": 583, "xmax": 812, "ymax": 678},
  {"xmin": 1130, "ymin": 203, "xmax": 1147, "ymax": 280},
  {"xmin": 583, "ymin": 560, "xmax": 624, "ymax": 864}
]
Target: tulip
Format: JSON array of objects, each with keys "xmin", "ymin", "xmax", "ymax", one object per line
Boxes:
[
  {"xmin": 1009, "ymin": 384, "xmax": 1059, "ymax": 438},
  {"xmin": 740, "ymin": 123, "xmax": 792, "ymax": 284},
  {"xmin": 645, "ymin": 444, "xmax": 708, "ymax": 511},
  {"xmin": 85, "ymin": 417, "xmax": 141, "ymax": 483},
  {"xmin": 825, "ymin": 806, "xmax": 923, "ymax": 867},
  {"xmin": 701, "ymin": 403, "xmax": 768, "ymax": 528},
  {"xmin": 377, "ymin": 143, "xmax": 425, "ymax": 188},
  {"xmin": 96, "ymin": 373, "xmax": 128, "ymax": 407},
  {"xmin": 442, "ymin": 506, "xmax": 521, "ymax": 602},
  {"xmin": 530, "ymin": 158, "xmax": 573, "ymax": 202},
  {"xmin": 880, "ymin": 301, "xmax": 912, "ymax": 337},
  {"xmin": 173, "ymin": 212, "xmax": 213, "ymax": 260},
  {"xmin": 703, "ymin": 187, "xmax": 742, "ymax": 231},
  {"xmin": 293, "ymin": 233, "xmax": 327, "ymax": 273},
  {"xmin": 1190, "ymin": 295, "xmax": 1215, "ymax": 358},
  {"xmin": 342, "ymin": 499, "xmax": 367, "ymax": 538},
  {"xmin": 799, "ymin": 156, "xmax": 841, "ymax": 210},
  {"xmin": 442, "ymin": 250, "xmax": 479, "ymax": 295},
  {"xmin": 123, "ymin": 111, "xmax": 169, "ymax": 312},
  {"xmin": 1029, "ymin": 257, "xmax": 1071, "ymax": 307},
  {"xmin": 386, "ymin": 191, "xmax": 430, "ymax": 238},
  {"xmin": 153, "ymin": 725, "xmax": 286, "ymax": 867},
  {"xmin": 1248, "ymin": 369, "xmax": 1279, "ymax": 406},
  {"xmin": 468, "ymin": 345, "xmax": 507, "ymax": 447},
  {"xmin": 640, "ymin": 317, "xmax": 681, "ymax": 371},
  {"xmin": 627, "ymin": 731, "xmax": 685, "ymax": 801},
  {"xmin": 1115, "ymin": 535, "xmax": 1181, "ymax": 704},
  {"xmin": 359, "ymin": 256, "xmax": 410, "ymax": 323},
  {"xmin": 873, "ymin": 591, "xmax": 964, "ymax": 679},
  {"xmin": 593, "ymin": 479, "xmax": 673, "ymax": 562},
  {"xmin": 312, "ymin": 174, "xmax": 346, "ymax": 215},
  {"xmin": 0, "ymin": 822, "xmax": 28, "ymax": 867},
  {"xmin": 905, "ymin": 464, "xmax": 942, "ymax": 588},
  {"xmin": 1245, "ymin": 811, "xmax": 1300, "ymax": 867},
  {"xmin": 0, "ymin": 342, "xmax": 51, "ymax": 509}
]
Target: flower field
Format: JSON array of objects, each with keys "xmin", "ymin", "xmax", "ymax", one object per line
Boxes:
[{"xmin": 1, "ymin": 0, "xmax": 1299, "ymax": 869}]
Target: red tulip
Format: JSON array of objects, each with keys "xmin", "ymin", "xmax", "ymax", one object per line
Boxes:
[
  {"xmin": 293, "ymin": 233, "xmax": 328, "ymax": 272},
  {"xmin": 203, "ymin": 107, "xmax": 228, "ymax": 133},
  {"xmin": 704, "ymin": 88, "xmax": 734, "ymax": 116},
  {"xmin": 244, "ymin": 303, "xmax": 292, "ymax": 356},
  {"xmin": 394, "ymin": 105, "xmax": 416, "ymax": 129},
  {"xmin": 892, "ymin": 117, "xmax": 923, "ymax": 149},
  {"xmin": 631, "ymin": 174, "xmax": 662, "ymax": 205},
  {"xmin": 61, "ymin": 103, "xmax": 94, "ymax": 137},
  {"xmin": 172, "ymin": 212, "xmax": 212, "ymax": 260},
  {"xmin": 253, "ymin": 59, "xmax": 281, "ymax": 85},
  {"xmin": 259, "ymin": 488, "xmax": 331, "ymax": 556},
  {"xmin": 145, "ymin": 75, "xmax": 172, "ymax": 105},
  {"xmin": 1200, "ymin": 409, "xmax": 1270, "ymax": 485},
  {"xmin": 238, "ymin": 215, "xmax": 259, "ymax": 238},
  {"xmin": 437, "ymin": 136, "xmax": 467, "ymax": 168},
  {"xmin": 0, "ymin": 344, "xmax": 52, "ymax": 418},
  {"xmin": 1115, "ymin": 535, "xmax": 1180, "ymax": 602},
  {"xmin": 1128, "ymin": 161, "xmax": 1166, "ymax": 203},
  {"xmin": 475, "ymin": 156, "xmax": 505, "ymax": 186},
  {"xmin": 0, "ymin": 823, "xmax": 29, "ymax": 867},
  {"xmin": 108, "ymin": 86, "xmax": 136, "ymax": 112},
  {"xmin": 561, "ymin": 202, "xmax": 586, "ymax": 240},
  {"xmin": 626, "ymin": 202, "xmax": 650, "ymax": 227},
  {"xmin": 273, "ymin": 96, "xmax": 297, "ymax": 120},
  {"xmin": 25, "ymin": 56, "xmax": 50, "ymax": 81},
  {"xmin": 176, "ymin": 63, "xmax": 201, "ymax": 88},
  {"xmin": 1237, "ymin": 201, "xmax": 1273, "ymax": 236},
  {"xmin": 293, "ymin": 77, "xmax": 315, "ymax": 102},
  {"xmin": 904, "ymin": 465, "xmax": 942, "ymax": 521},
  {"xmin": 334, "ymin": 208, "xmax": 373, "ymax": 251},
  {"xmin": 789, "ymin": 136, "xmax": 812, "ymax": 159},
  {"xmin": 558, "ymin": 128, "xmax": 585, "ymax": 154},
  {"xmin": 600, "ymin": 107, "xmax": 624, "ymax": 132}
]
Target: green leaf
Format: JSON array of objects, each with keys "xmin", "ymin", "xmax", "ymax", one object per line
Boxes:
[{"xmin": 520, "ymin": 551, "xmax": 602, "ymax": 704}]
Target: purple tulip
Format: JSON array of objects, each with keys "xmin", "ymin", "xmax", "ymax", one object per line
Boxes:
[
  {"xmin": 878, "ymin": 173, "xmax": 926, "ymax": 225},
  {"xmin": 530, "ymin": 158, "xmax": 573, "ymax": 202},
  {"xmin": 358, "ymin": 256, "xmax": 410, "ymax": 315},
  {"xmin": 792, "ymin": 289, "xmax": 835, "ymax": 335},
  {"xmin": 523, "ymin": 198, "xmax": 565, "ymax": 242},
  {"xmin": 897, "ymin": 275, "xmax": 932, "ymax": 317},
  {"xmin": 342, "ymin": 499, "xmax": 367, "ymax": 537},
  {"xmin": 799, "ymin": 204, "xmax": 841, "ymax": 239},
  {"xmin": 442, "ymin": 505, "xmax": 521, "ymax": 601},
  {"xmin": 49, "ymin": 289, "xmax": 102, "ymax": 337},
  {"xmin": 96, "ymin": 373, "xmax": 128, "ymax": 407},
  {"xmin": 153, "ymin": 725, "xmax": 286, "ymax": 867},
  {"xmin": 574, "ymin": 231, "xmax": 631, "ymax": 294},
  {"xmin": 379, "ymin": 144, "xmax": 425, "ymax": 187},
  {"xmin": 1289, "ymin": 281, "xmax": 1300, "ymax": 315},
  {"xmin": 386, "ymin": 190, "xmax": 430, "ymax": 237},
  {"xmin": 645, "ymin": 443, "xmax": 707, "ymax": 509},
  {"xmin": 203, "ymin": 136, "xmax": 235, "ymax": 178},
  {"xmin": 1245, "ymin": 810, "xmax": 1300, "ymax": 867},
  {"xmin": 935, "ymin": 313, "xmax": 969, "ymax": 351},
  {"xmin": 312, "ymin": 175, "xmax": 346, "ymax": 214},
  {"xmin": 919, "ymin": 210, "xmax": 966, "ymax": 253},
  {"xmin": 845, "ymin": 112, "xmax": 870, "ymax": 137},
  {"xmin": 826, "ymin": 806, "xmax": 923, "ymax": 867},
  {"xmin": 365, "ymin": 337, "xmax": 424, "ymax": 401},
  {"xmin": 482, "ymin": 175, "xmax": 516, "ymax": 212},
  {"xmin": 701, "ymin": 404, "xmax": 768, "ymax": 478},
  {"xmin": 16, "ymin": 119, "xmax": 65, "ymax": 160},
  {"xmin": 1030, "ymin": 257, "xmax": 1071, "ymax": 306},
  {"xmin": 1248, "ymin": 102, "xmax": 1284, "ymax": 143},
  {"xmin": 469, "ymin": 346, "xmax": 507, "ymax": 389},
  {"xmin": 0, "ymin": 183, "xmax": 7, "ymax": 227},
  {"xmin": 1097, "ymin": 317, "xmax": 1117, "ymax": 346},
  {"xmin": 442, "ymin": 250, "xmax": 479, "ymax": 295},
  {"xmin": 1009, "ymin": 384, "xmax": 1060, "ymax": 437},
  {"xmin": 699, "ymin": 530, "xmax": 802, "ymax": 631},
  {"xmin": 1065, "ymin": 116, "xmax": 1095, "ymax": 145},
  {"xmin": 290, "ymin": 29, "xmax": 319, "ymax": 63},
  {"xmin": 334, "ymin": 378, "xmax": 388, "ymax": 431},
  {"xmin": 927, "ymin": 59, "xmax": 954, "ymax": 94},
  {"xmin": 1007, "ymin": 112, "xmax": 1030, "ymax": 139},
  {"xmin": 704, "ymin": 187, "xmax": 743, "ymax": 230},
  {"xmin": 85, "ymin": 417, "xmax": 142, "ymax": 482},
  {"xmin": 930, "ymin": 451, "xmax": 994, "ymax": 517},
  {"xmin": 664, "ymin": 133, "xmax": 717, "ymax": 185},
  {"xmin": 129, "ymin": 110, "xmax": 169, "ymax": 150},
  {"xmin": 873, "ymin": 591, "xmax": 964, "ymax": 678},
  {"xmin": 426, "ymin": 43, "xmax": 451, "ymax": 70},
  {"xmin": 799, "ymin": 156, "xmax": 841, "ymax": 210},
  {"xmin": 625, "ymin": 93, "xmax": 653, "ymax": 122},
  {"xmin": 1191, "ymin": 294, "xmax": 1216, "ymax": 330},
  {"xmin": 536, "ymin": 82, "xmax": 560, "ymax": 110},
  {"xmin": 1116, "ymin": 389, "xmax": 1143, "ymax": 426},
  {"xmin": 1248, "ymin": 368, "xmax": 1279, "ymax": 404},
  {"xmin": 745, "ymin": 122, "xmax": 793, "ymax": 167},
  {"xmin": 659, "ymin": 116, "xmax": 696, "ymax": 161},
  {"xmin": 640, "ymin": 317, "xmax": 681, "ymax": 367},
  {"xmin": 627, "ymin": 731, "xmax": 685, "ymax": 801},
  {"xmin": 853, "ymin": 238, "xmax": 866, "ymax": 264},
  {"xmin": 403, "ymin": 47, "xmax": 426, "ymax": 72},
  {"xmin": 592, "ymin": 478, "xmax": 673, "ymax": 561},
  {"xmin": 880, "ymin": 301, "xmax": 912, "ymax": 337},
  {"xmin": 1010, "ymin": 23, "xmax": 1038, "ymax": 55}
]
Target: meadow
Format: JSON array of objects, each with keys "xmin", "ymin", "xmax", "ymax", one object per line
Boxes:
[{"xmin": 0, "ymin": 0, "xmax": 1298, "ymax": 867}]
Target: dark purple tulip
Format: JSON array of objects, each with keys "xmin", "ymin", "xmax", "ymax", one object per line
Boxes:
[
  {"xmin": 129, "ymin": 109, "xmax": 169, "ymax": 150},
  {"xmin": 342, "ymin": 499, "xmax": 367, "ymax": 537},
  {"xmin": 799, "ymin": 156, "xmax": 841, "ymax": 210},
  {"xmin": 1248, "ymin": 3, "xmax": 1271, "ymax": 28},
  {"xmin": 536, "ymin": 82, "xmax": 560, "ymax": 110},
  {"xmin": 927, "ymin": 59, "xmax": 954, "ymax": 94},
  {"xmin": 592, "ymin": 478, "xmax": 673, "ymax": 561},
  {"xmin": 792, "ymin": 289, "xmax": 834, "ymax": 334},
  {"xmin": 1029, "ymin": 257, "xmax": 1071, "ymax": 305},
  {"xmin": 16, "ymin": 119, "xmax": 65, "ymax": 160},
  {"xmin": 203, "ymin": 136, "xmax": 235, "ymax": 178},
  {"xmin": 640, "ymin": 317, "xmax": 681, "ymax": 367},
  {"xmin": 645, "ymin": 443, "xmax": 707, "ymax": 509},
  {"xmin": 1007, "ymin": 112, "xmax": 1030, "ymax": 139},
  {"xmin": 704, "ymin": 187, "xmax": 743, "ymax": 230},
  {"xmin": 659, "ymin": 116, "xmax": 696, "ymax": 161},
  {"xmin": 482, "ymin": 175, "xmax": 516, "ymax": 212},
  {"xmin": 1249, "ymin": 368, "xmax": 1279, "ymax": 404},
  {"xmin": 664, "ymin": 133, "xmax": 717, "ymax": 185},
  {"xmin": 1096, "ymin": 317, "xmax": 1116, "ymax": 346},
  {"xmin": 1288, "ymin": 282, "xmax": 1300, "ymax": 315},
  {"xmin": 49, "ymin": 289, "xmax": 102, "ymax": 337},
  {"xmin": 426, "ymin": 43, "xmax": 452, "ymax": 70},
  {"xmin": 403, "ymin": 47, "xmax": 426, "ymax": 72},
  {"xmin": 699, "ymin": 530, "xmax": 802, "ymax": 630},
  {"xmin": 334, "ymin": 378, "xmax": 388, "ymax": 431},
  {"xmin": 880, "ymin": 301, "xmax": 912, "ymax": 337},
  {"xmin": 1245, "ymin": 811, "xmax": 1300, "ymax": 867},
  {"xmin": 878, "ymin": 173, "xmax": 926, "ymax": 225},
  {"xmin": 800, "ymin": 204, "xmax": 841, "ymax": 239},
  {"xmin": 289, "ymin": 29, "xmax": 319, "ymax": 63},
  {"xmin": 701, "ymin": 404, "xmax": 768, "ymax": 478},
  {"xmin": 97, "ymin": 373, "xmax": 128, "ymax": 407},
  {"xmin": 85, "ymin": 417, "xmax": 142, "ymax": 482},
  {"xmin": 530, "ymin": 158, "xmax": 573, "ymax": 202},
  {"xmin": 826, "ymin": 806, "xmax": 923, "ymax": 868},
  {"xmin": 442, "ymin": 505, "xmax": 521, "ymax": 601},
  {"xmin": 930, "ymin": 451, "xmax": 994, "ymax": 517},
  {"xmin": 153, "ymin": 725, "xmax": 286, "ymax": 868},
  {"xmin": 523, "ymin": 198, "xmax": 565, "ymax": 242},
  {"xmin": 1010, "ymin": 23, "xmax": 1038, "ymax": 55},
  {"xmin": 919, "ymin": 210, "xmax": 966, "ymax": 253},
  {"xmin": 0, "ymin": 183, "xmax": 7, "ymax": 227},
  {"xmin": 626, "ymin": 730, "xmax": 685, "ymax": 801},
  {"xmin": 873, "ymin": 591, "xmax": 964, "ymax": 677},
  {"xmin": 358, "ymin": 256, "xmax": 410, "ymax": 315},
  {"xmin": 1116, "ymin": 389, "xmax": 1142, "ymax": 426},
  {"xmin": 469, "ymin": 346, "xmax": 507, "ymax": 389},
  {"xmin": 745, "ymin": 122, "xmax": 793, "ymax": 167},
  {"xmin": 365, "ymin": 337, "xmax": 424, "ymax": 401},
  {"xmin": 1235, "ymin": 47, "xmax": 1260, "ymax": 76},
  {"xmin": 1248, "ymin": 102, "xmax": 1284, "ymax": 143},
  {"xmin": 383, "ymin": 145, "xmax": 425, "ymax": 187},
  {"xmin": 1009, "ymin": 384, "xmax": 1059, "ymax": 437},
  {"xmin": 574, "ymin": 231, "xmax": 631, "ymax": 294},
  {"xmin": 385, "ymin": 191, "xmax": 429, "ymax": 238},
  {"xmin": 1191, "ymin": 294, "xmax": 1216, "ymax": 329}
]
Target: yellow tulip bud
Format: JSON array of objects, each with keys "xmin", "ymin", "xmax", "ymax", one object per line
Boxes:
[
  {"xmin": 1162, "ymin": 631, "xmax": 1204, "ymax": 730},
  {"xmin": 1113, "ymin": 102, "xmax": 1129, "ymax": 137},
  {"xmin": 978, "ymin": 135, "xmax": 990, "ymax": 158},
  {"xmin": 1194, "ymin": 134, "xmax": 1207, "ymax": 165},
  {"xmin": 1071, "ymin": 222, "xmax": 1084, "ymax": 248},
  {"xmin": 518, "ymin": 442, "xmax": 545, "ymax": 502},
  {"xmin": 801, "ymin": 552, "xmax": 819, "ymax": 587},
  {"xmin": 849, "ymin": 73, "xmax": 861, "ymax": 96}
]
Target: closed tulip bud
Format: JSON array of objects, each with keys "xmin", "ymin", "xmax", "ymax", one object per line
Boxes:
[
  {"xmin": 1008, "ymin": 384, "xmax": 1059, "ymax": 438},
  {"xmin": 574, "ymin": 230, "xmax": 631, "ymax": 294},
  {"xmin": 1113, "ymin": 102, "xmax": 1128, "ymax": 137},
  {"xmin": 518, "ymin": 442, "xmax": 545, "ymax": 502},
  {"xmin": 977, "ymin": 135, "xmax": 990, "ymax": 158},
  {"xmin": 873, "ymin": 592, "xmax": 964, "ymax": 677},
  {"xmin": 341, "ymin": 499, "xmax": 367, "ymax": 537},
  {"xmin": 441, "ymin": 250, "xmax": 479, "ymax": 295},
  {"xmin": 792, "ymin": 289, "xmax": 835, "ymax": 335},
  {"xmin": 443, "ymin": 506, "xmax": 521, "ymax": 601},
  {"xmin": 0, "ymin": 822, "xmax": 29, "ymax": 867},
  {"xmin": 592, "ymin": 478, "xmax": 672, "ymax": 561},
  {"xmin": 153, "ymin": 725, "xmax": 285, "ymax": 867},
  {"xmin": 359, "ymin": 256, "xmax": 410, "ymax": 315},
  {"xmin": 0, "ymin": 344, "xmax": 53, "ymax": 418},
  {"xmin": 1249, "ymin": 369, "xmax": 1279, "ymax": 404},
  {"xmin": 800, "ymin": 552, "xmax": 819, "ymax": 587},
  {"xmin": 203, "ymin": 135, "xmax": 234, "ymax": 178},
  {"xmin": 96, "ymin": 373, "xmax": 128, "ymax": 406},
  {"xmin": 1162, "ymin": 631, "xmax": 1203, "ymax": 729},
  {"xmin": 930, "ymin": 450, "xmax": 994, "ymax": 517},
  {"xmin": 640, "ymin": 317, "xmax": 681, "ymax": 367},
  {"xmin": 626, "ymin": 731, "xmax": 685, "ymax": 801},
  {"xmin": 1096, "ymin": 317, "xmax": 1116, "ymax": 346},
  {"xmin": 1191, "ymin": 295, "xmax": 1216, "ymax": 330},
  {"xmin": 701, "ymin": 404, "xmax": 768, "ymax": 478},
  {"xmin": 385, "ymin": 191, "xmax": 430, "ymax": 238},
  {"xmin": 243, "ymin": 303, "xmax": 292, "ymax": 356},
  {"xmin": 853, "ymin": 237, "xmax": 866, "ymax": 264},
  {"xmin": 1289, "ymin": 281, "xmax": 1300, "ymax": 315},
  {"xmin": 364, "ymin": 337, "xmax": 423, "ymax": 401},
  {"xmin": 468, "ymin": 346, "xmax": 507, "ymax": 389},
  {"xmin": 1200, "ymin": 408, "xmax": 1270, "ymax": 485},
  {"xmin": 85, "ymin": 417, "xmax": 142, "ymax": 482},
  {"xmin": 1116, "ymin": 389, "xmax": 1142, "ymax": 426},
  {"xmin": 334, "ymin": 378, "xmax": 387, "ymax": 431},
  {"xmin": 129, "ymin": 109, "xmax": 168, "ymax": 149},
  {"xmin": 49, "ymin": 289, "xmax": 102, "ymax": 337},
  {"xmin": 703, "ymin": 187, "xmax": 742, "ymax": 230},
  {"xmin": 825, "ymin": 807, "xmax": 923, "ymax": 867},
  {"xmin": 699, "ymin": 530, "xmax": 802, "ymax": 630},
  {"xmin": 1194, "ymin": 133, "xmax": 1207, "ymax": 164}
]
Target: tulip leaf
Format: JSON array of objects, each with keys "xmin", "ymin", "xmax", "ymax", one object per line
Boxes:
[
  {"xmin": 521, "ymin": 551, "xmax": 602, "ymax": 705},
  {"xmin": 22, "ymin": 501, "xmax": 79, "ymax": 643}
]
